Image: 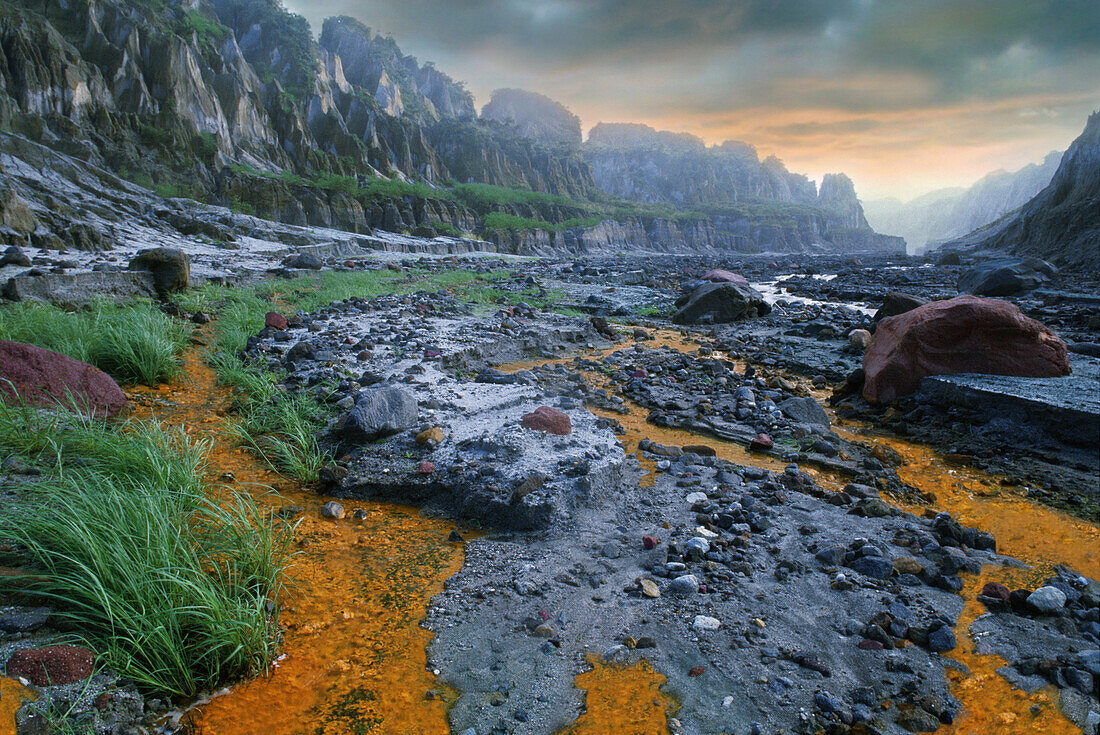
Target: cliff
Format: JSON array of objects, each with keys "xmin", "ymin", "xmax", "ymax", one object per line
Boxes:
[
  {"xmin": 0, "ymin": 0, "xmax": 902, "ymax": 259},
  {"xmin": 864, "ymin": 151, "xmax": 1062, "ymax": 252},
  {"xmin": 936, "ymin": 113, "xmax": 1100, "ymax": 270},
  {"xmin": 481, "ymin": 89, "xmax": 582, "ymax": 148}
]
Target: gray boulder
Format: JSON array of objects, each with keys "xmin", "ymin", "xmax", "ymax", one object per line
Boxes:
[
  {"xmin": 778, "ymin": 396, "xmax": 830, "ymax": 427},
  {"xmin": 284, "ymin": 253, "xmax": 323, "ymax": 270},
  {"xmin": 958, "ymin": 257, "xmax": 1056, "ymax": 297},
  {"xmin": 672, "ymin": 282, "xmax": 771, "ymax": 325},
  {"xmin": 128, "ymin": 247, "xmax": 190, "ymax": 295},
  {"xmin": 343, "ymin": 385, "xmax": 418, "ymax": 441}
]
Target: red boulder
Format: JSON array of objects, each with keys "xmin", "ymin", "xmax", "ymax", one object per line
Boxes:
[
  {"xmin": 264, "ymin": 311, "xmax": 288, "ymax": 330},
  {"xmin": 701, "ymin": 269, "xmax": 749, "ymax": 285},
  {"xmin": 521, "ymin": 406, "xmax": 571, "ymax": 436},
  {"xmin": 8, "ymin": 645, "xmax": 94, "ymax": 686},
  {"xmin": 863, "ymin": 296, "xmax": 1069, "ymax": 403},
  {"xmin": 0, "ymin": 341, "xmax": 127, "ymax": 418}
]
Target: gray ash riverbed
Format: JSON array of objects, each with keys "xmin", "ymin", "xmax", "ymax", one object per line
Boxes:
[{"xmin": 225, "ymin": 250, "xmax": 1099, "ymax": 734}]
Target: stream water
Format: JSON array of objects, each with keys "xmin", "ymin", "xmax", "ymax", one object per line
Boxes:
[
  {"xmin": 22, "ymin": 324, "xmax": 1090, "ymax": 734},
  {"xmin": 128, "ymin": 344, "xmax": 467, "ymax": 735}
]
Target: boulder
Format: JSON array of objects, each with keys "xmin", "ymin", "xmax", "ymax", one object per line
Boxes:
[
  {"xmin": 672, "ymin": 282, "xmax": 771, "ymax": 325},
  {"xmin": 0, "ymin": 340, "xmax": 127, "ymax": 417},
  {"xmin": 777, "ymin": 396, "xmax": 830, "ymax": 427},
  {"xmin": 264, "ymin": 311, "xmax": 288, "ymax": 330},
  {"xmin": 863, "ymin": 296, "xmax": 1070, "ymax": 403},
  {"xmin": 873, "ymin": 292, "xmax": 929, "ymax": 324},
  {"xmin": 957, "ymin": 257, "xmax": 1056, "ymax": 297},
  {"xmin": 700, "ymin": 269, "xmax": 748, "ymax": 285},
  {"xmin": 128, "ymin": 247, "xmax": 190, "ymax": 295},
  {"xmin": 343, "ymin": 386, "xmax": 418, "ymax": 441},
  {"xmin": 521, "ymin": 406, "xmax": 571, "ymax": 436},
  {"xmin": 284, "ymin": 253, "xmax": 323, "ymax": 270},
  {"xmin": 7, "ymin": 645, "xmax": 94, "ymax": 685}
]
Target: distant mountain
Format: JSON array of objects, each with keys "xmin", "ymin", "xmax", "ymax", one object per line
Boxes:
[
  {"xmin": 936, "ymin": 112, "xmax": 1100, "ymax": 270},
  {"xmin": 864, "ymin": 151, "xmax": 1062, "ymax": 253},
  {"xmin": 481, "ymin": 89, "xmax": 582, "ymax": 148},
  {"xmin": 583, "ymin": 123, "xmax": 818, "ymax": 206}
]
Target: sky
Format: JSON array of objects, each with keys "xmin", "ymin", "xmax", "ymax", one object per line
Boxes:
[{"xmin": 283, "ymin": 0, "xmax": 1100, "ymax": 201}]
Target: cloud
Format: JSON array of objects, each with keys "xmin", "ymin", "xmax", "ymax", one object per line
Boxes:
[{"xmin": 283, "ymin": 0, "xmax": 1100, "ymax": 198}]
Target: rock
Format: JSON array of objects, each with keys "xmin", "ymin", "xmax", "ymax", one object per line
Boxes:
[
  {"xmin": 0, "ymin": 608, "xmax": 50, "ymax": 634},
  {"xmin": 418, "ymin": 461, "xmax": 435, "ymax": 475},
  {"xmin": 265, "ymin": 312, "xmax": 288, "ymax": 330},
  {"xmin": 416, "ymin": 426, "xmax": 445, "ymax": 445},
  {"xmin": 0, "ymin": 245, "xmax": 32, "ymax": 267},
  {"xmin": 848, "ymin": 329, "xmax": 872, "ymax": 350},
  {"xmin": 343, "ymin": 386, "xmax": 418, "ymax": 441},
  {"xmin": 128, "ymin": 247, "xmax": 189, "ymax": 295},
  {"xmin": 672, "ymin": 282, "xmax": 771, "ymax": 325},
  {"xmin": 284, "ymin": 253, "xmax": 323, "ymax": 270},
  {"xmin": 958, "ymin": 257, "xmax": 1057, "ymax": 296},
  {"xmin": 981, "ymin": 581, "xmax": 1011, "ymax": 601},
  {"xmin": 848, "ymin": 556, "xmax": 893, "ymax": 580},
  {"xmin": 642, "ymin": 536, "xmax": 659, "ymax": 550},
  {"xmin": 897, "ymin": 707, "xmax": 942, "ymax": 732},
  {"xmin": 749, "ymin": 433, "xmax": 773, "ymax": 452},
  {"xmin": 1026, "ymin": 586, "xmax": 1067, "ymax": 614},
  {"xmin": 863, "ymin": 296, "xmax": 1070, "ymax": 403},
  {"xmin": 927, "ymin": 626, "xmax": 956, "ymax": 652},
  {"xmin": 692, "ymin": 615, "xmax": 721, "ymax": 632},
  {"xmin": 321, "ymin": 501, "xmax": 345, "ymax": 519},
  {"xmin": 700, "ymin": 269, "xmax": 748, "ymax": 285},
  {"xmin": 639, "ymin": 578, "xmax": 660, "ymax": 598},
  {"xmin": 0, "ymin": 340, "xmax": 127, "ymax": 417},
  {"xmin": 520, "ymin": 406, "xmax": 571, "ymax": 436},
  {"xmin": 669, "ymin": 574, "xmax": 700, "ymax": 595},
  {"xmin": 892, "ymin": 557, "xmax": 925, "ymax": 576},
  {"xmin": 873, "ymin": 292, "xmax": 929, "ymax": 323},
  {"xmin": 7, "ymin": 645, "xmax": 94, "ymax": 685},
  {"xmin": 777, "ymin": 396, "xmax": 830, "ymax": 427}
]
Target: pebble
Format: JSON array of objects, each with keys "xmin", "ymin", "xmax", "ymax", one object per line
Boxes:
[
  {"xmin": 669, "ymin": 575, "xmax": 700, "ymax": 595},
  {"xmin": 1027, "ymin": 586, "xmax": 1067, "ymax": 614},
  {"xmin": 320, "ymin": 501, "xmax": 345, "ymax": 519},
  {"xmin": 692, "ymin": 615, "xmax": 721, "ymax": 632}
]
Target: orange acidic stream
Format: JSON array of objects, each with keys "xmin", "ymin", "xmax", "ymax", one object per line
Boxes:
[
  {"xmin": 127, "ymin": 346, "xmax": 465, "ymax": 735},
  {"xmin": 508, "ymin": 328, "xmax": 1098, "ymax": 734},
  {"xmin": 561, "ymin": 655, "xmax": 676, "ymax": 735},
  {"xmin": 0, "ymin": 678, "xmax": 34, "ymax": 735},
  {"xmin": 836, "ymin": 427, "xmax": 1098, "ymax": 734}
]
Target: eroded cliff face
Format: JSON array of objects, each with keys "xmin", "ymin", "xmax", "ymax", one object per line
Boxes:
[
  {"xmin": 0, "ymin": 0, "xmax": 591, "ymax": 197},
  {"xmin": 0, "ymin": 0, "xmax": 902, "ymax": 259},
  {"xmin": 583, "ymin": 123, "xmax": 818, "ymax": 206},
  {"xmin": 938, "ymin": 113, "xmax": 1100, "ymax": 269}
]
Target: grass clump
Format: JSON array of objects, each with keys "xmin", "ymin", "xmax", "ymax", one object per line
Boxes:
[
  {"xmin": 0, "ymin": 403, "xmax": 292, "ymax": 698},
  {"xmin": 210, "ymin": 353, "xmax": 330, "ymax": 482},
  {"xmin": 0, "ymin": 301, "xmax": 191, "ymax": 385}
]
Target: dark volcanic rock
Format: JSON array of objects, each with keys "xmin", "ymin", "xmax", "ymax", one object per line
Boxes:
[
  {"xmin": 957, "ymin": 257, "xmax": 1057, "ymax": 297},
  {"xmin": 343, "ymin": 385, "xmax": 418, "ymax": 441},
  {"xmin": 863, "ymin": 296, "xmax": 1070, "ymax": 403},
  {"xmin": 128, "ymin": 247, "xmax": 190, "ymax": 295},
  {"xmin": 0, "ymin": 340, "xmax": 127, "ymax": 417},
  {"xmin": 672, "ymin": 282, "xmax": 771, "ymax": 325},
  {"xmin": 873, "ymin": 292, "xmax": 929, "ymax": 323}
]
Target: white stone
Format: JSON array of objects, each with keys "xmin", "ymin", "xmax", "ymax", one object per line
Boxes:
[{"xmin": 693, "ymin": 615, "xmax": 721, "ymax": 632}]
